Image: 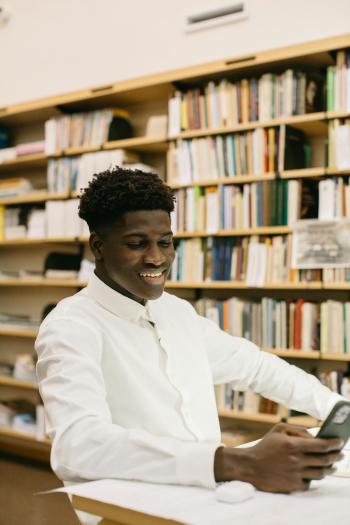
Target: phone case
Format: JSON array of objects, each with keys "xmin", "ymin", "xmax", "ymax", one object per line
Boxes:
[{"xmin": 317, "ymin": 400, "xmax": 350, "ymax": 442}]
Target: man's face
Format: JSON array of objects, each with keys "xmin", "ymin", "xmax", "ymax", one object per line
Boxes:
[{"xmin": 90, "ymin": 209, "xmax": 175, "ymax": 304}]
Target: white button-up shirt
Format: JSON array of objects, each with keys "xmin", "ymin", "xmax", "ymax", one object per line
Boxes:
[{"xmin": 35, "ymin": 273, "xmax": 341, "ymax": 489}]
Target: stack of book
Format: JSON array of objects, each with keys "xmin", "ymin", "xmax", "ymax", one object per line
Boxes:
[
  {"xmin": 0, "ymin": 312, "xmax": 40, "ymax": 331},
  {"xmin": 195, "ymin": 297, "xmax": 320, "ymax": 352},
  {"xmin": 170, "ymin": 235, "xmax": 321, "ymax": 284},
  {"xmin": 47, "ymin": 149, "xmax": 140, "ymax": 194},
  {"xmin": 0, "ymin": 200, "xmax": 88, "ymax": 240},
  {"xmin": 45, "ymin": 108, "xmax": 132, "ymax": 153},
  {"xmin": 326, "ymin": 50, "xmax": 350, "ymax": 113},
  {"xmin": 168, "ymin": 70, "xmax": 324, "ymax": 135},
  {"xmin": 167, "ymin": 126, "xmax": 310, "ymax": 184},
  {"xmin": 0, "ymin": 177, "xmax": 33, "ymax": 199},
  {"xmin": 215, "ymin": 385, "xmax": 285, "ymax": 416},
  {"xmin": 172, "ymin": 179, "xmax": 304, "ymax": 233},
  {"xmin": 15, "ymin": 141, "xmax": 45, "ymax": 157},
  {"xmin": 318, "ymin": 176, "xmax": 350, "ymax": 218},
  {"xmin": 328, "ymin": 119, "xmax": 350, "ymax": 170}
]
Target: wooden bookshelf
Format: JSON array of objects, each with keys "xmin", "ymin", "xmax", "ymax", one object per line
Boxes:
[
  {"xmin": 169, "ymin": 173, "xmax": 275, "ymax": 189},
  {"xmin": 0, "ymin": 236, "xmax": 81, "ymax": 246},
  {"xmin": 218, "ymin": 410, "xmax": 319, "ymax": 427},
  {"xmin": 0, "ymin": 191, "xmax": 69, "ymax": 206},
  {"xmin": 176, "ymin": 112, "xmax": 327, "ymax": 141},
  {"xmin": 218, "ymin": 409, "xmax": 281, "ymax": 424},
  {"xmin": 0, "ymin": 375, "xmax": 38, "ymax": 390},
  {"xmin": 0, "ymin": 153, "xmax": 47, "ymax": 172},
  {"xmin": 0, "ymin": 327, "xmax": 37, "ymax": 338},
  {"xmin": 0, "ymin": 427, "xmax": 50, "ymax": 445},
  {"xmin": 0, "ymin": 32, "xmax": 349, "ymax": 461},
  {"xmin": 165, "ymin": 280, "xmax": 322, "ymax": 289},
  {"xmin": 0, "ymin": 278, "xmax": 86, "ymax": 287},
  {"xmin": 263, "ymin": 348, "xmax": 320, "ymax": 359},
  {"xmin": 174, "ymin": 226, "xmax": 291, "ymax": 238}
]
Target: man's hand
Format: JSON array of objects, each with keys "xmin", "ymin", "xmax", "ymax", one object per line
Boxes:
[{"xmin": 214, "ymin": 423, "xmax": 344, "ymax": 493}]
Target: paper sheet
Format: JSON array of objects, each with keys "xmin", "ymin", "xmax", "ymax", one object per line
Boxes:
[{"xmin": 54, "ymin": 476, "xmax": 350, "ymax": 525}]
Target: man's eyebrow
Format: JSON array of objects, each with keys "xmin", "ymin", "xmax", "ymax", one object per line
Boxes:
[{"xmin": 123, "ymin": 231, "xmax": 173, "ymax": 238}]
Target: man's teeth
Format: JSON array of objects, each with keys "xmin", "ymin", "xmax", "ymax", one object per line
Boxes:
[{"xmin": 139, "ymin": 272, "xmax": 163, "ymax": 278}]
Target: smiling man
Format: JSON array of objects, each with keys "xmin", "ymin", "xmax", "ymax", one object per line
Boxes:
[{"xmin": 35, "ymin": 167, "xmax": 343, "ymax": 510}]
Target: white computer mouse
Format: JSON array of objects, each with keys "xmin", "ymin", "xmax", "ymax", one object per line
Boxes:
[{"xmin": 216, "ymin": 481, "xmax": 255, "ymax": 503}]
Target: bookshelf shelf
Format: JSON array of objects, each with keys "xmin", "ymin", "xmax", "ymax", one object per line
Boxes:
[
  {"xmin": 174, "ymin": 226, "xmax": 291, "ymax": 238},
  {"xmin": 0, "ymin": 191, "xmax": 69, "ymax": 206},
  {"xmin": 218, "ymin": 409, "xmax": 319, "ymax": 427},
  {"xmin": 0, "ymin": 278, "xmax": 86, "ymax": 287},
  {"xmin": 104, "ymin": 136, "xmax": 168, "ymax": 153},
  {"xmin": 0, "ymin": 137, "xmax": 167, "ymax": 176},
  {"xmin": 323, "ymin": 283, "xmax": 350, "ymax": 290},
  {"xmin": 263, "ymin": 348, "xmax": 320, "ymax": 359},
  {"xmin": 0, "ymin": 327, "xmax": 37, "ymax": 338},
  {"xmin": 0, "ymin": 236, "xmax": 81, "ymax": 246},
  {"xmin": 0, "ymin": 375, "xmax": 38, "ymax": 390},
  {"xmin": 320, "ymin": 353, "xmax": 350, "ymax": 362},
  {"xmin": 0, "ymin": 153, "xmax": 47, "ymax": 172},
  {"xmin": 169, "ymin": 173, "xmax": 275, "ymax": 189},
  {"xmin": 218, "ymin": 409, "xmax": 281, "ymax": 424},
  {"xmin": 0, "ymin": 427, "xmax": 50, "ymax": 445},
  {"xmin": 165, "ymin": 280, "xmax": 322, "ymax": 289},
  {"xmin": 175, "ymin": 112, "xmax": 327, "ymax": 141}
]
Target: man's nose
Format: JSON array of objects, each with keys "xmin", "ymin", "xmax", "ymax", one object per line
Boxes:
[{"xmin": 143, "ymin": 244, "xmax": 166, "ymax": 265}]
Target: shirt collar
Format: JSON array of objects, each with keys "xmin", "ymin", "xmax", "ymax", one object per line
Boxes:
[{"xmin": 86, "ymin": 272, "xmax": 151, "ymax": 322}]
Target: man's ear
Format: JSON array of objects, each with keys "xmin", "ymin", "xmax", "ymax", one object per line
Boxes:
[{"xmin": 89, "ymin": 232, "xmax": 104, "ymax": 261}]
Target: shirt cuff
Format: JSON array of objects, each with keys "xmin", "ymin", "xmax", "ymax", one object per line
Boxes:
[{"xmin": 176, "ymin": 441, "xmax": 221, "ymax": 488}]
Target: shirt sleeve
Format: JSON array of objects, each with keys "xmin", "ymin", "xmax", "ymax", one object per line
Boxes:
[
  {"xmin": 35, "ymin": 316, "xmax": 219, "ymax": 488},
  {"xmin": 197, "ymin": 314, "xmax": 343, "ymax": 421}
]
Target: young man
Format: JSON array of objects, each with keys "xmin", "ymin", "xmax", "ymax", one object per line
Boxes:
[{"xmin": 35, "ymin": 167, "xmax": 343, "ymax": 497}]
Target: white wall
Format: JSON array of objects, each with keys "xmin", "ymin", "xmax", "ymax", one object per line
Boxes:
[{"xmin": 0, "ymin": 0, "xmax": 350, "ymax": 107}]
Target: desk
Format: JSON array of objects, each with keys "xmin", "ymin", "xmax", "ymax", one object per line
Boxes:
[{"xmin": 56, "ymin": 477, "xmax": 350, "ymax": 525}]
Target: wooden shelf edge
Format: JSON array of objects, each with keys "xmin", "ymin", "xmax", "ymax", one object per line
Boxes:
[
  {"xmin": 0, "ymin": 375, "xmax": 39, "ymax": 389},
  {"xmin": 0, "ymin": 427, "xmax": 50, "ymax": 445},
  {"xmin": 0, "ymin": 327, "xmax": 38, "ymax": 338},
  {"xmin": 165, "ymin": 280, "xmax": 322, "ymax": 289},
  {"xmin": 175, "ymin": 112, "xmax": 328, "ymax": 140},
  {"xmin": 0, "ymin": 278, "xmax": 87, "ymax": 287},
  {"xmin": 263, "ymin": 348, "xmax": 320, "ymax": 359}
]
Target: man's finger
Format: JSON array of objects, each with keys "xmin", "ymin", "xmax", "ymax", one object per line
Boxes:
[
  {"xmin": 302, "ymin": 451, "xmax": 344, "ymax": 466},
  {"xmin": 296, "ymin": 437, "xmax": 344, "ymax": 453},
  {"xmin": 302, "ymin": 466, "xmax": 336, "ymax": 480}
]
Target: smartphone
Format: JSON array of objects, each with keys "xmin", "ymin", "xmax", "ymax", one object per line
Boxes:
[{"xmin": 316, "ymin": 400, "xmax": 350, "ymax": 447}]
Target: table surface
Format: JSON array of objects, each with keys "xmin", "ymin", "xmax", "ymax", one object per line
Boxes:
[{"xmin": 54, "ymin": 476, "xmax": 350, "ymax": 525}]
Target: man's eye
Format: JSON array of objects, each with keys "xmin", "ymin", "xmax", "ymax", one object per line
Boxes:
[
  {"xmin": 159, "ymin": 240, "xmax": 172, "ymax": 247},
  {"xmin": 126, "ymin": 243, "xmax": 144, "ymax": 249}
]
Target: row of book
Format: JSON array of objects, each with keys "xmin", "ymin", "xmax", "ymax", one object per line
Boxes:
[
  {"xmin": 171, "ymin": 179, "xmax": 308, "ymax": 233},
  {"xmin": 47, "ymin": 148, "xmax": 140, "ymax": 193},
  {"xmin": 167, "ymin": 126, "xmax": 310, "ymax": 184},
  {"xmin": 168, "ymin": 70, "xmax": 324, "ymax": 135},
  {"xmin": 0, "ymin": 177, "xmax": 33, "ymax": 198},
  {"xmin": 326, "ymin": 50, "xmax": 350, "ymax": 113},
  {"xmin": 0, "ymin": 354, "xmax": 36, "ymax": 384},
  {"xmin": 215, "ymin": 372, "xmax": 350, "ymax": 414},
  {"xmin": 318, "ymin": 176, "xmax": 350, "ymax": 220},
  {"xmin": 328, "ymin": 120, "xmax": 350, "ymax": 170},
  {"xmin": 323, "ymin": 268, "xmax": 350, "ymax": 283},
  {"xmin": 0, "ymin": 401, "xmax": 46, "ymax": 440},
  {"xmin": 0, "ymin": 140, "xmax": 45, "ymax": 164},
  {"xmin": 0, "ymin": 200, "xmax": 88, "ymax": 240},
  {"xmin": 195, "ymin": 296, "xmax": 350, "ymax": 355},
  {"xmin": 169, "ymin": 235, "xmax": 321, "ymax": 285},
  {"xmin": 45, "ymin": 108, "xmax": 132, "ymax": 154}
]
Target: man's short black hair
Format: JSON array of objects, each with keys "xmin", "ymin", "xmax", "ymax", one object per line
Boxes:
[{"xmin": 78, "ymin": 166, "xmax": 175, "ymax": 231}]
